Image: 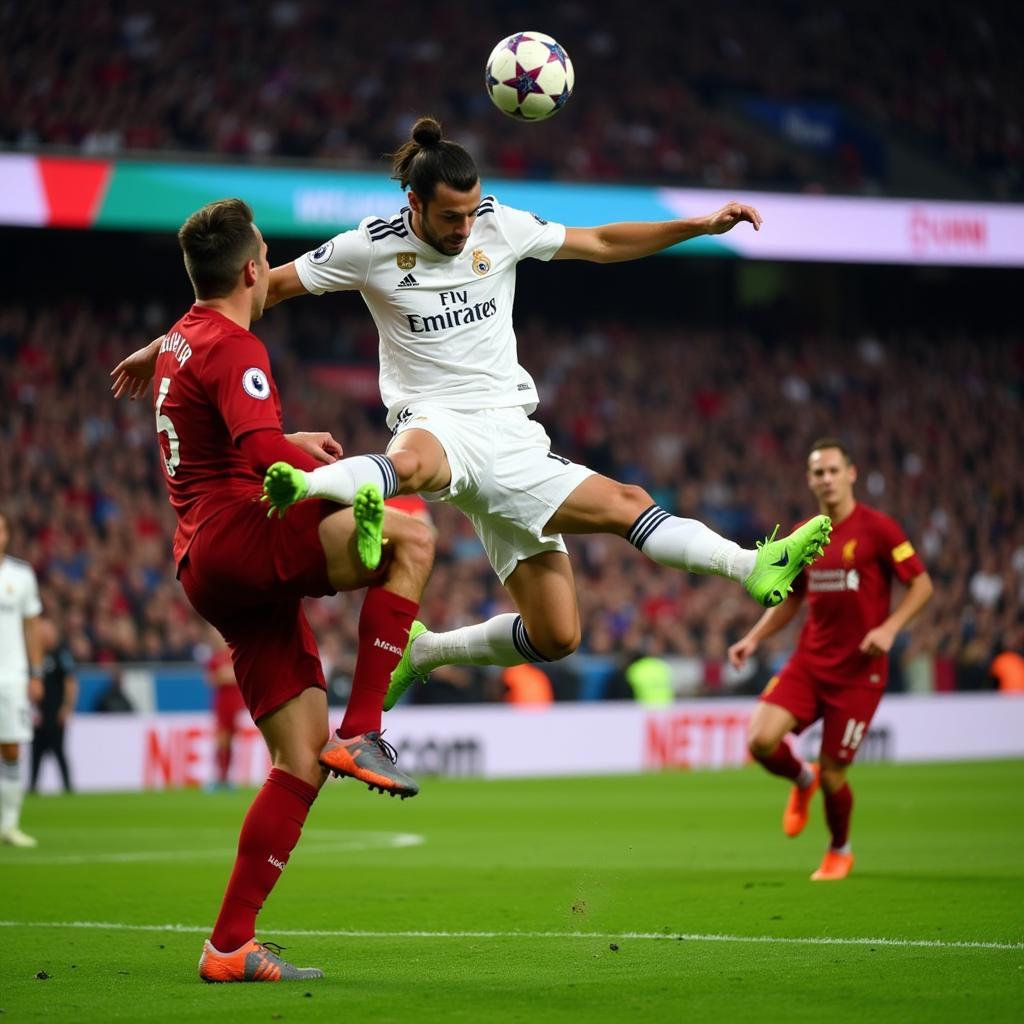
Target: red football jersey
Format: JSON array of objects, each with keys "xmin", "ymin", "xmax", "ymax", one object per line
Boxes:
[
  {"xmin": 152, "ymin": 305, "xmax": 283, "ymax": 565},
  {"xmin": 206, "ymin": 649, "xmax": 235, "ymax": 687},
  {"xmin": 791, "ymin": 503, "xmax": 926, "ymax": 687}
]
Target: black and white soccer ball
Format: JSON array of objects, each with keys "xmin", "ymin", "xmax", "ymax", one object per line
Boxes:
[{"xmin": 485, "ymin": 32, "xmax": 574, "ymax": 122}]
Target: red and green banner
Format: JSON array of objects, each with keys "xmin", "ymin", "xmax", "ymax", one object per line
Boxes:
[{"xmin": 3, "ymin": 153, "xmax": 1022, "ymax": 266}]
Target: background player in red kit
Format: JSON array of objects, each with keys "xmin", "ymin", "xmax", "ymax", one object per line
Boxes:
[
  {"xmin": 729, "ymin": 438, "xmax": 932, "ymax": 881},
  {"xmin": 112, "ymin": 198, "xmax": 434, "ymax": 981},
  {"xmin": 205, "ymin": 631, "xmax": 246, "ymax": 789}
]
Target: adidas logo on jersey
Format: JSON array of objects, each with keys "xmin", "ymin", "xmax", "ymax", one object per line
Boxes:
[{"xmin": 396, "ymin": 273, "xmax": 419, "ymax": 289}]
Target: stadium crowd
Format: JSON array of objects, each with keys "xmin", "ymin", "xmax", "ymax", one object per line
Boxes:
[
  {"xmin": 1, "ymin": 1, "xmax": 1020, "ymax": 198},
  {"xmin": 1, "ymin": 299, "xmax": 1020, "ymax": 696}
]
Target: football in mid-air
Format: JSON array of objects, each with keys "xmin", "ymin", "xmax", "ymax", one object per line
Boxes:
[{"xmin": 485, "ymin": 32, "xmax": 574, "ymax": 122}]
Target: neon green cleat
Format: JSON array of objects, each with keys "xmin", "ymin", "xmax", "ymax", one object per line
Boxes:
[
  {"xmin": 744, "ymin": 514, "xmax": 832, "ymax": 608},
  {"xmin": 262, "ymin": 462, "xmax": 309, "ymax": 518},
  {"xmin": 383, "ymin": 620, "xmax": 429, "ymax": 711},
  {"xmin": 353, "ymin": 483, "xmax": 385, "ymax": 570}
]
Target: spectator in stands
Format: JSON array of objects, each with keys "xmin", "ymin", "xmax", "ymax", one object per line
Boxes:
[
  {"xmin": 1, "ymin": 2, "xmax": 1020, "ymax": 197},
  {"xmin": 501, "ymin": 664, "xmax": 554, "ymax": 706},
  {"xmin": 625, "ymin": 652, "xmax": 675, "ymax": 706},
  {"xmin": 1, "ymin": 299, "xmax": 1020, "ymax": 695},
  {"xmin": 990, "ymin": 627, "xmax": 1024, "ymax": 694}
]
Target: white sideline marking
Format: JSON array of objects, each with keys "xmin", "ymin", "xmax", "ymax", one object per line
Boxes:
[
  {"xmin": 0, "ymin": 920, "xmax": 1019, "ymax": 952},
  {"xmin": 0, "ymin": 831, "xmax": 424, "ymax": 865}
]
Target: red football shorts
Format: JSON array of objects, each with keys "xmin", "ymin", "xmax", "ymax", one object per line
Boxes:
[
  {"xmin": 179, "ymin": 498, "xmax": 336, "ymax": 722},
  {"xmin": 759, "ymin": 658, "xmax": 885, "ymax": 765}
]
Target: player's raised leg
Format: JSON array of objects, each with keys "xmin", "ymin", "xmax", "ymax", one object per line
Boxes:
[
  {"xmin": 263, "ymin": 429, "xmax": 453, "ymax": 519},
  {"xmin": 316, "ymin": 504, "xmax": 434, "ymax": 796},
  {"xmin": 544, "ymin": 474, "xmax": 830, "ymax": 607},
  {"xmin": 264, "ymin": 454, "xmax": 399, "ymax": 515},
  {"xmin": 387, "ymin": 473, "xmax": 829, "ymax": 708},
  {"xmin": 200, "ymin": 687, "xmax": 327, "ymax": 982},
  {"xmin": 386, "ymin": 550, "xmax": 579, "ymax": 710}
]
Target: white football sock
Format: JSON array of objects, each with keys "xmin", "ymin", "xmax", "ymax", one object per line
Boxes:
[
  {"xmin": 411, "ymin": 614, "xmax": 546, "ymax": 672},
  {"xmin": 0, "ymin": 759, "xmax": 23, "ymax": 834},
  {"xmin": 628, "ymin": 505, "xmax": 756, "ymax": 582},
  {"xmin": 304, "ymin": 454, "xmax": 399, "ymax": 503},
  {"xmin": 796, "ymin": 764, "xmax": 816, "ymax": 789}
]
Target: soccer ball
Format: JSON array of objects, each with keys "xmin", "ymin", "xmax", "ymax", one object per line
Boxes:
[{"xmin": 485, "ymin": 32, "xmax": 574, "ymax": 122}]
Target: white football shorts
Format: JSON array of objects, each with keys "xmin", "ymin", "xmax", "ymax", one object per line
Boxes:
[
  {"xmin": 389, "ymin": 404, "xmax": 593, "ymax": 583},
  {"xmin": 0, "ymin": 683, "xmax": 32, "ymax": 743}
]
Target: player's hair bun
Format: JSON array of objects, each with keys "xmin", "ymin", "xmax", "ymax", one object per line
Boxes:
[
  {"xmin": 391, "ymin": 115, "xmax": 477, "ymax": 196},
  {"xmin": 411, "ymin": 117, "xmax": 443, "ymax": 148}
]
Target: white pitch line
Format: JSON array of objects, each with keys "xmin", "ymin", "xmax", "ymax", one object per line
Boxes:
[
  {"xmin": 0, "ymin": 832, "xmax": 424, "ymax": 865},
  {"xmin": 0, "ymin": 920, "xmax": 1019, "ymax": 952}
]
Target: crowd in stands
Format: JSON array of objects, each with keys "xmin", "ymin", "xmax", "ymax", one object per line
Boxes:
[
  {"xmin": 1, "ymin": 299, "xmax": 1021, "ymax": 696},
  {"xmin": 2, "ymin": 1, "xmax": 1021, "ymax": 197}
]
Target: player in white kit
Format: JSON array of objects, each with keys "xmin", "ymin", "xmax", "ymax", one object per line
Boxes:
[
  {"xmin": 112, "ymin": 118, "xmax": 830, "ymax": 701},
  {"xmin": 261, "ymin": 117, "xmax": 830, "ymax": 702},
  {"xmin": 0, "ymin": 510, "xmax": 44, "ymax": 846}
]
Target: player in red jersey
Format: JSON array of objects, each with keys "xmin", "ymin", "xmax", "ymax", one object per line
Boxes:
[
  {"xmin": 111, "ymin": 199, "xmax": 434, "ymax": 982},
  {"xmin": 728, "ymin": 438, "xmax": 932, "ymax": 881},
  {"xmin": 205, "ymin": 632, "xmax": 246, "ymax": 789}
]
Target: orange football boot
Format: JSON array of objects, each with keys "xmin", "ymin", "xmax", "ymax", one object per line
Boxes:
[
  {"xmin": 198, "ymin": 939, "xmax": 324, "ymax": 982},
  {"xmin": 782, "ymin": 763, "xmax": 820, "ymax": 837},
  {"xmin": 810, "ymin": 849, "xmax": 855, "ymax": 882},
  {"xmin": 319, "ymin": 729, "xmax": 419, "ymax": 798}
]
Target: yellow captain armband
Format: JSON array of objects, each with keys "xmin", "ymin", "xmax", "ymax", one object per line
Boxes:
[{"xmin": 891, "ymin": 541, "xmax": 915, "ymax": 563}]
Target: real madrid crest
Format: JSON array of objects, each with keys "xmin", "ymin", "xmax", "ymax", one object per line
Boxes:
[
  {"xmin": 396, "ymin": 253, "xmax": 417, "ymax": 271},
  {"xmin": 471, "ymin": 249, "xmax": 491, "ymax": 276}
]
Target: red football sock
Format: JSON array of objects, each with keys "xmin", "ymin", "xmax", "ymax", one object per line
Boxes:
[
  {"xmin": 339, "ymin": 587, "xmax": 419, "ymax": 738},
  {"xmin": 753, "ymin": 739, "xmax": 803, "ymax": 781},
  {"xmin": 210, "ymin": 768, "xmax": 318, "ymax": 952},
  {"xmin": 824, "ymin": 782, "xmax": 854, "ymax": 849},
  {"xmin": 215, "ymin": 743, "xmax": 231, "ymax": 784}
]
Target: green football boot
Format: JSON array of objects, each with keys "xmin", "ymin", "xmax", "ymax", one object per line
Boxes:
[
  {"xmin": 383, "ymin": 620, "xmax": 429, "ymax": 711},
  {"xmin": 352, "ymin": 483, "xmax": 385, "ymax": 570},
  {"xmin": 744, "ymin": 514, "xmax": 832, "ymax": 608},
  {"xmin": 262, "ymin": 461, "xmax": 309, "ymax": 518}
]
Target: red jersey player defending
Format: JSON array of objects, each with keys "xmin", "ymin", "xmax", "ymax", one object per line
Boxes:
[
  {"xmin": 113, "ymin": 199, "xmax": 434, "ymax": 982},
  {"xmin": 728, "ymin": 439, "xmax": 932, "ymax": 881}
]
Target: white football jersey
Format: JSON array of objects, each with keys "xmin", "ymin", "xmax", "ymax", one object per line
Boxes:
[
  {"xmin": 295, "ymin": 196, "xmax": 566, "ymax": 427},
  {"xmin": 0, "ymin": 556, "xmax": 41, "ymax": 688}
]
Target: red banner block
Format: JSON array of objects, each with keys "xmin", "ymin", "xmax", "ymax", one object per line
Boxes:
[{"xmin": 38, "ymin": 157, "xmax": 112, "ymax": 227}]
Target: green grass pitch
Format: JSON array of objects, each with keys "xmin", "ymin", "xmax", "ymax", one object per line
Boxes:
[{"xmin": 2, "ymin": 760, "xmax": 1022, "ymax": 1022}]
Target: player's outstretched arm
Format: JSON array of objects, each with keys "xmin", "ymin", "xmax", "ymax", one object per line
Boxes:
[
  {"xmin": 555, "ymin": 202, "xmax": 762, "ymax": 264},
  {"xmin": 265, "ymin": 263, "xmax": 311, "ymax": 310},
  {"xmin": 110, "ymin": 336, "xmax": 162, "ymax": 400}
]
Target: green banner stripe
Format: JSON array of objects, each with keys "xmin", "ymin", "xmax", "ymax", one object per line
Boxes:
[{"xmin": 96, "ymin": 161, "xmax": 730, "ymax": 254}]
